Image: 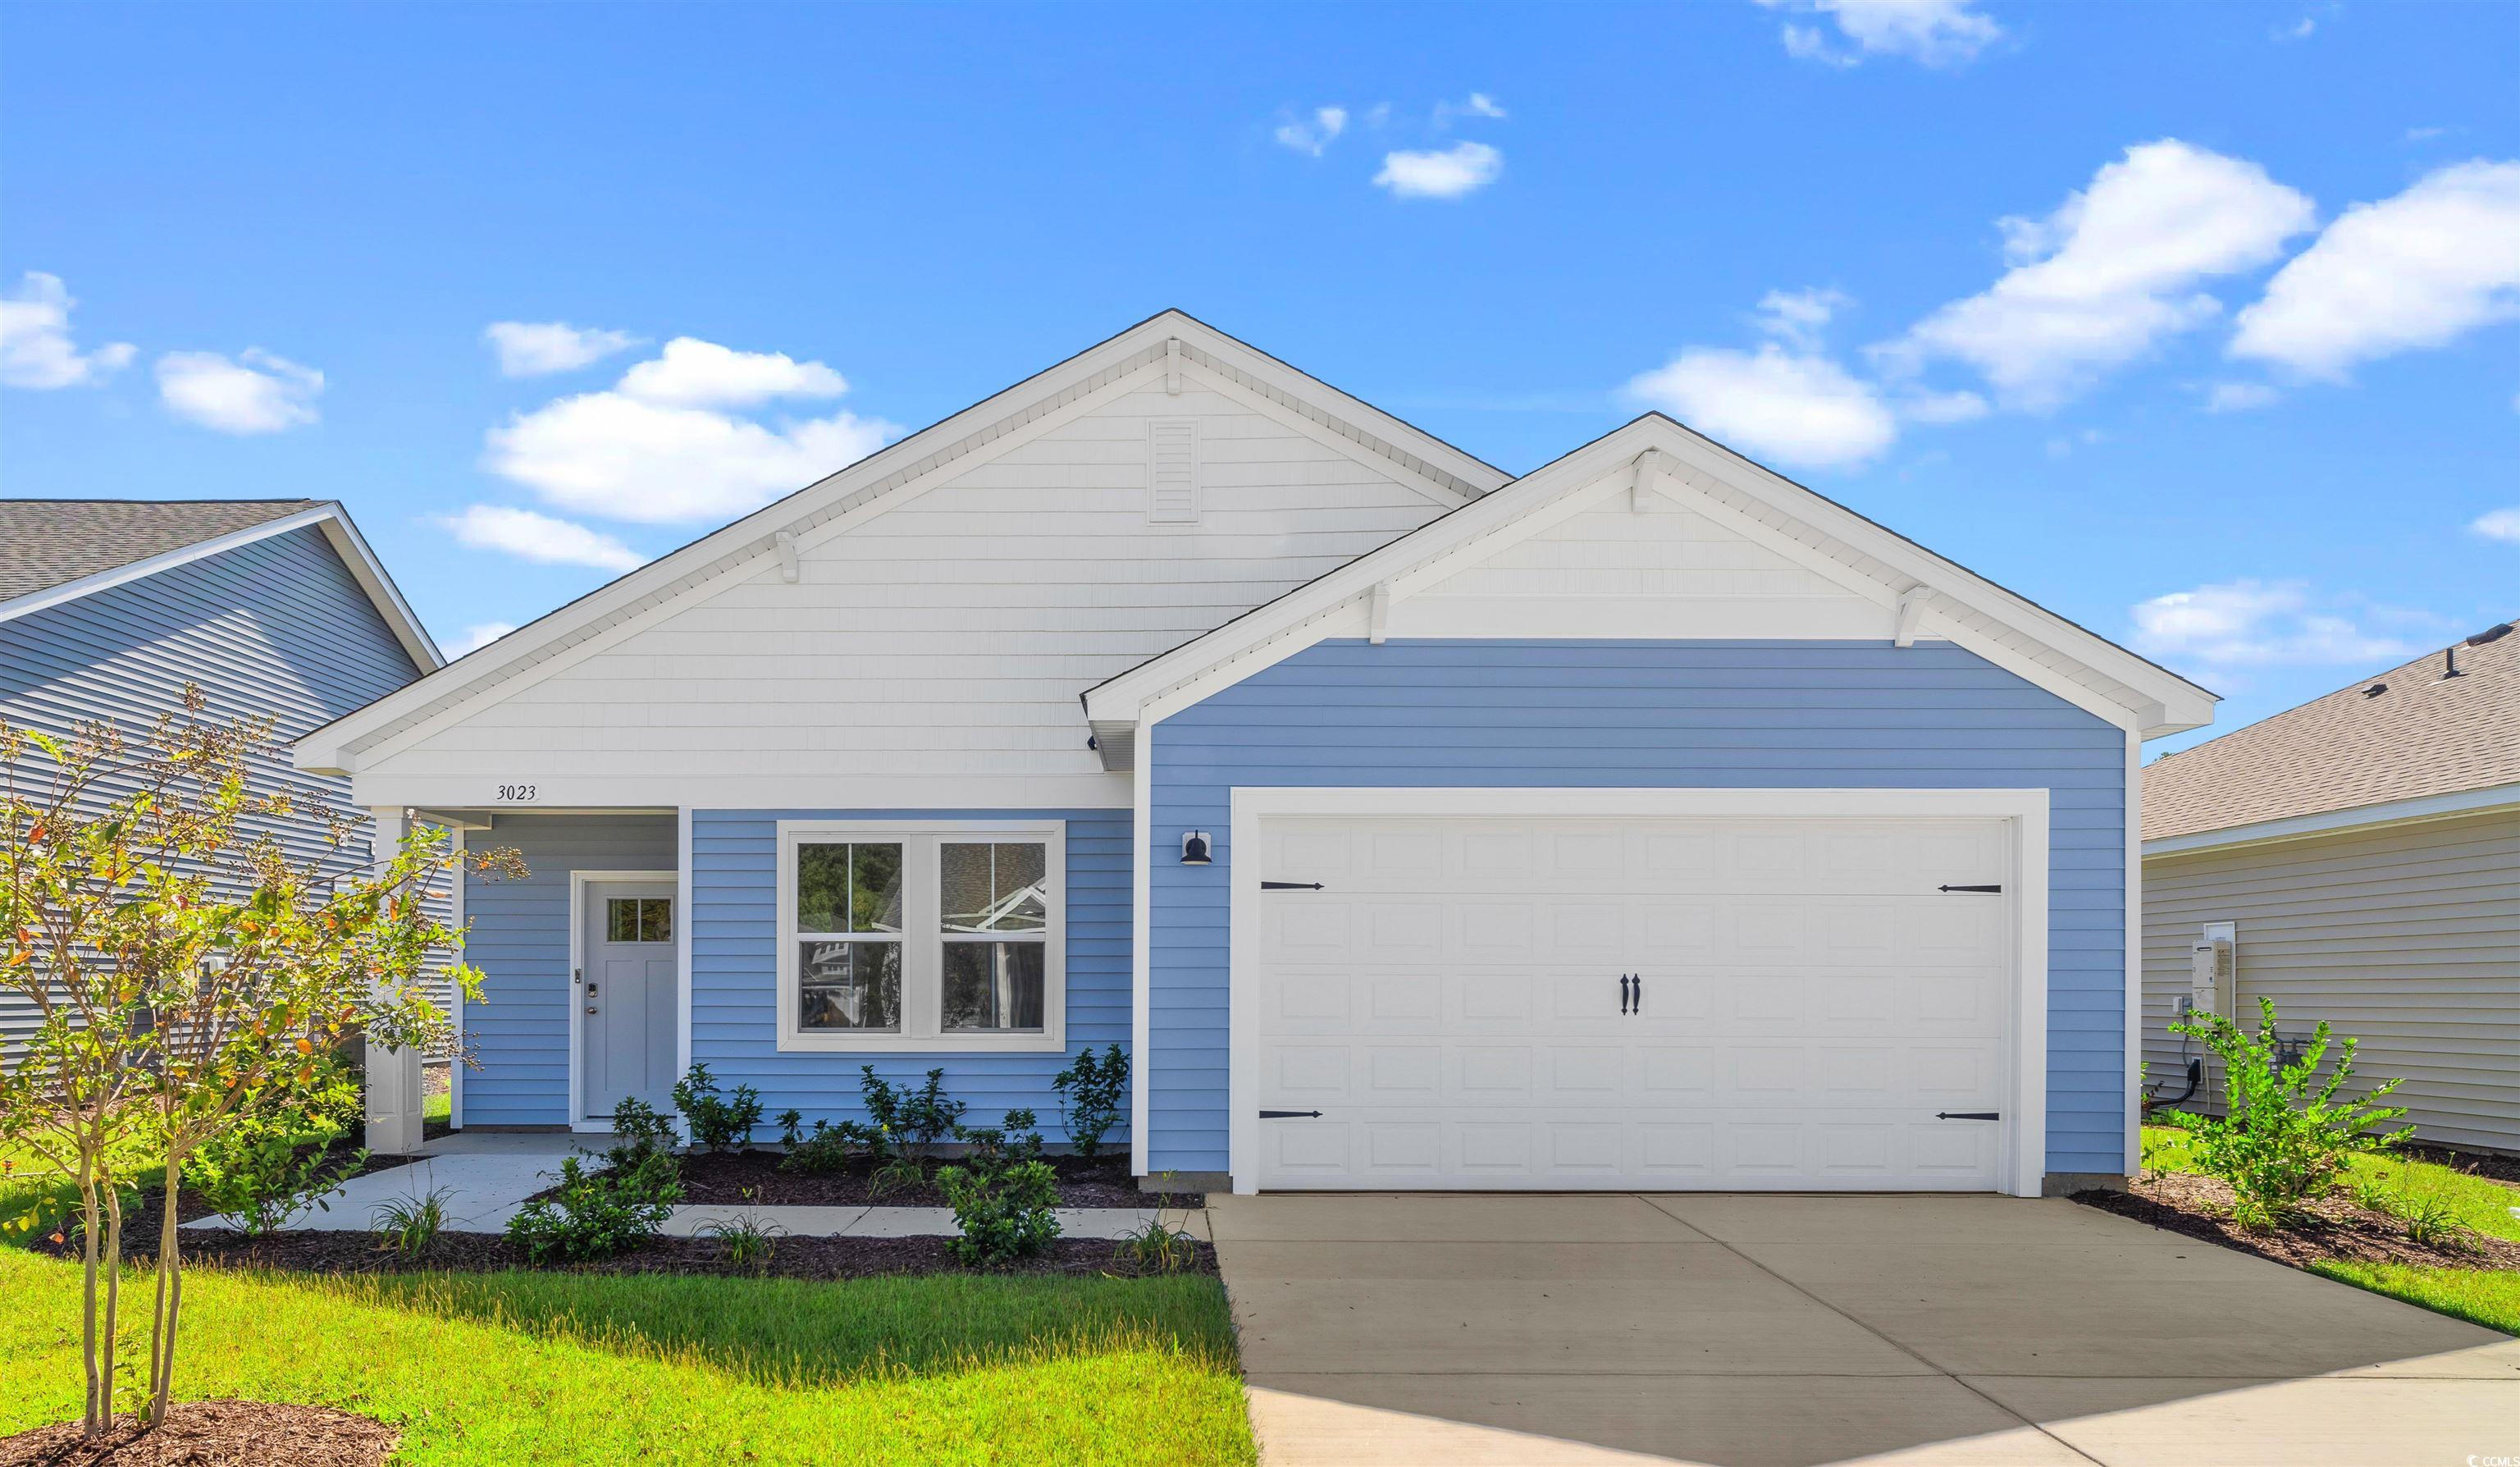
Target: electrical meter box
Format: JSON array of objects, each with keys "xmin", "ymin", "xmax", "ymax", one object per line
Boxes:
[{"xmin": 2189, "ymin": 921, "xmax": 2236, "ymax": 1018}]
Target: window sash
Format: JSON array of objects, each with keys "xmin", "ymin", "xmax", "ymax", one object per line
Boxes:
[{"xmin": 775, "ymin": 822, "xmax": 1063, "ymax": 1053}]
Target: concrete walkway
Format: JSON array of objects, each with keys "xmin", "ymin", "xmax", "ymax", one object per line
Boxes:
[
  {"xmin": 185, "ymin": 1132, "xmax": 1197, "ymax": 1241},
  {"xmin": 1211, "ymin": 1192, "xmax": 2520, "ymax": 1467}
]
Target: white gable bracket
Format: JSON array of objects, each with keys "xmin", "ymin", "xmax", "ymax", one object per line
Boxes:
[
  {"xmin": 1894, "ymin": 586, "xmax": 1935, "ymax": 647},
  {"xmin": 1165, "ymin": 337, "xmax": 1182, "ymax": 395},
  {"xmin": 1368, "ymin": 582, "xmax": 1394, "ymax": 645},
  {"xmin": 1631, "ymin": 448, "xmax": 1670, "ymax": 514},
  {"xmin": 774, "ymin": 531, "xmax": 801, "ymax": 584}
]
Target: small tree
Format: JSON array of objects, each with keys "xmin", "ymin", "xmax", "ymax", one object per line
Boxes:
[
  {"xmin": 2164, "ymin": 996, "xmax": 2413, "ymax": 1228},
  {"xmin": 0, "ymin": 692, "xmax": 522, "ymax": 1435},
  {"xmin": 1050, "ymin": 1044, "xmax": 1127, "ymax": 1160}
]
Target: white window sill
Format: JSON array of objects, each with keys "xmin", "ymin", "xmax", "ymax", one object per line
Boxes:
[{"xmin": 774, "ymin": 1032, "xmax": 1066, "ymax": 1056}]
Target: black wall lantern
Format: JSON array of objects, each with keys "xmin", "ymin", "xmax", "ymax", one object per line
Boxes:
[{"xmin": 1180, "ymin": 830, "xmax": 1212, "ymax": 866}]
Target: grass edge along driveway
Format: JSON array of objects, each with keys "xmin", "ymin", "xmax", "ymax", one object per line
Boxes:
[
  {"xmin": 2140, "ymin": 1125, "xmax": 2520, "ymax": 1336},
  {"xmin": 0, "ymin": 1249, "xmax": 1256, "ymax": 1465}
]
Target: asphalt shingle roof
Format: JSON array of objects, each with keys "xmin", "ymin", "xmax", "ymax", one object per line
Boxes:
[
  {"xmin": 2143, "ymin": 620, "xmax": 2520, "ymax": 841},
  {"xmin": 0, "ymin": 499, "xmax": 319, "ymax": 603}
]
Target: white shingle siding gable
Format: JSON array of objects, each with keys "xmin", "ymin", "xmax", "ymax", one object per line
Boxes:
[{"xmin": 356, "ymin": 386, "xmax": 1453, "ymax": 808}]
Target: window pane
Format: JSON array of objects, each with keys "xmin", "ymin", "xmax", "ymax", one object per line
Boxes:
[
  {"xmin": 797, "ymin": 844, "xmax": 849, "ymax": 931},
  {"xmin": 851, "ymin": 843, "xmax": 904, "ymax": 934},
  {"xmin": 941, "ymin": 941, "xmax": 1045, "ymax": 1032},
  {"xmin": 798, "ymin": 940, "xmax": 901, "ymax": 1032},
  {"xmin": 941, "ymin": 842, "xmax": 1047, "ymax": 934},
  {"xmin": 637, "ymin": 898, "xmax": 672, "ymax": 944},
  {"xmin": 797, "ymin": 842, "xmax": 904, "ymax": 934},
  {"xmin": 607, "ymin": 898, "xmax": 638, "ymax": 943}
]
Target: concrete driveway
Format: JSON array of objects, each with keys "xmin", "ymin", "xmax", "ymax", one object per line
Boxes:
[{"xmin": 1211, "ymin": 1192, "xmax": 2520, "ymax": 1467}]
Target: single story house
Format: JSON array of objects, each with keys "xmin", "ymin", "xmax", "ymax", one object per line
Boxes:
[
  {"xmin": 1, "ymin": 498, "xmax": 443, "ymax": 1120},
  {"xmin": 297, "ymin": 312, "xmax": 2216, "ymax": 1196},
  {"xmin": 2142, "ymin": 624, "xmax": 2518, "ymax": 1154}
]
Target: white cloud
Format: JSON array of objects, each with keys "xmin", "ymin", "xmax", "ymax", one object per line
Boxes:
[
  {"xmin": 2130, "ymin": 580, "xmax": 2426, "ymax": 666},
  {"xmin": 2230, "ymin": 160, "xmax": 2520, "ymax": 379},
  {"xmin": 450, "ymin": 622, "xmax": 517, "ymax": 656},
  {"xmin": 1884, "ymin": 140, "xmax": 2316, "ymax": 409},
  {"xmin": 156, "ymin": 348, "xmax": 322, "ymax": 434},
  {"xmin": 436, "ymin": 504, "xmax": 646, "ymax": 572},
  {"xmin": 2203, "ymin": 381, "xmax": 2281, "ymax": 413},
  {"xmin": 1753, "ymin": 286, "xmax": 1851, "ymax": 350},
  {"xmin": 2276, "ymin": 16, "xmax": 2316, "ymax": 40},
  {"xmin": 1895, "ymin": 387, "xmax": 1989, "ymax": 423},
  {"xmin": 484, "ymin": 321, "xmax": 642, "ymax": 377},
  {"xmin": 1626, "ymin": 344, "xmax": 1897, "ymax": 469},
  {"xmin": 0, "ymin": 272, "xmax": 135, "ymax": 389},
  {"xmin": 1432, "ymin": 92, "xmax": 1507, "ymax": 127},
  {"xmin": 2471, "ymin": 507, "xmax": 2520, "ymax": 543},
  {"xmin": 1759, "ymin": 0, "xmax": 2002, "ymax": 67},
  {"xmin": 1373, "ymin": 142, "xmax": 1504, "ymax": 200},
  {"xmin": 483, "ymin": 337, "xmax": 894, "ymax": 524},
  {"xmin": 1274, "ymin": 106, "xmax": 1349, "ymax": 157},
  {"xmin": 614, "ymin": 336, "xmax": 849, "ymax": 408}
]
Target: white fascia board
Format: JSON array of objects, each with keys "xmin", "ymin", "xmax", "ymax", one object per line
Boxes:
[
  {"xmin": 312, "ymin": 506, "xmax": 444, "ymax": 672},
  {"xmin": 1087, "ymin": 415, "xmax": 2208, "ymax": 743},
  {"xmin": 294, "ymin": 311, "xmax": 1496, "ymax": 775},
  {"xmin": 2142, "ymin": 782, "xmax": 2520, "ymax": 858}
]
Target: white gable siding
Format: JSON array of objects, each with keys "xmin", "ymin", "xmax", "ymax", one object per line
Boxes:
[
  {"xmin": 1392, "ymin": 498, "xmax": 1890, "ymax": 640},
  {"xmin": 359, "ymin": 386, "xmax": 1454, "ymax": 808}
]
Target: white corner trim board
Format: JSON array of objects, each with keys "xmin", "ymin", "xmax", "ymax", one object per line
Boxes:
[{"xmin": 1222, "ymin": 787, "xmax": 2052, "ymax": 1200}]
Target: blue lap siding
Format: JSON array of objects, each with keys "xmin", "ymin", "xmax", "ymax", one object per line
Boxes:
[
  {"xmin": 690, "ymin": 809, "xmax": 1132, "ymax": 1145},
  {"xmin": 1146, "ymin": 638, "xmax": 2130, "ymax": 1179},
  {"xmin": 461, "ymin": 813, "xmax": 676, "ymax": 1126}
]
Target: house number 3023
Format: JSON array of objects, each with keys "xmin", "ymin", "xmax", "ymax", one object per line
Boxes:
[{"xmin": 496, "ymin": 784, "xmax": 538, "ymax": 802}]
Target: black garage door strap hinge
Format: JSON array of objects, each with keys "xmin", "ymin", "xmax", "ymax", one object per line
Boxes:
[
  {"xmin": 1258, "ymin": 1109, "xmax": 1323, "ymax": 1119},
  {"xmin": 1261, "ymin": 880, "xmax": 1325, "ymax": 891},
  {"xmin": 1937, "ymin": 884, "xmax": 2003, "ymax": 893},
  {"xmin": 1934, "ymin": 1111, "xmax": 2002, "ymax": 1121}
]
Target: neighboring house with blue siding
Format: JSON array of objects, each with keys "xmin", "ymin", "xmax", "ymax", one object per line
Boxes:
[
  {"xmin": 0, "ymin": 500, "xmax": 442, "ymax": 1138},
  {"xmin": 296, "ymin": 312, "xmax": 2216, "ymax": 1196}
]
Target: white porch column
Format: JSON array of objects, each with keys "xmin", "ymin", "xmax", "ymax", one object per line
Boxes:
[{"xmin": 363, "ymin": 805, "xmax": 426, "ymax": 1155}]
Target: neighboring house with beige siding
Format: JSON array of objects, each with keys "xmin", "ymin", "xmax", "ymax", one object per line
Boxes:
[{"xmin": 2141, "ymin": 621, "xmax": 2520, "ymax": 1154}]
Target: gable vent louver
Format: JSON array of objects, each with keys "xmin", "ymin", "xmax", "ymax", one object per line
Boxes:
[{"xmin": 1148, "ymin": 418, "xmax": 1200, "ymax": 524}]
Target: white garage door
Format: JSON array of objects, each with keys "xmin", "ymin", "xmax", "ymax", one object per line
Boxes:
[{"xmin": 1251, "ymin": 812, "xmax": 2016, "ymax": 1191}]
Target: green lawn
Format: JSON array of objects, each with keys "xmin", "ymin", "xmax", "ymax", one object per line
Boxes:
[
  {"xmin": 2139, "ymin": 1125, "xmax": 2520, "ymax": 1334},
  {"xmin": 0, "ymin": 1249, "xmax": 1254, "ymax": 1465}
]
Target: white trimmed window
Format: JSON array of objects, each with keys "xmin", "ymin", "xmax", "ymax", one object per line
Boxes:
[{"xmin": 776, "ymin": 820, "xmax": 1064, "ymax": 1053}]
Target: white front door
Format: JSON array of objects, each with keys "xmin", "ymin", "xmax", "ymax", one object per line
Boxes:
[
  {"xmin": 581, "ymin": 880, "xmax": 678, "ymax": 1121},
  {"xmin": 1249, "ymin": 812, "xmax": 2017, "ymax": 1191}
]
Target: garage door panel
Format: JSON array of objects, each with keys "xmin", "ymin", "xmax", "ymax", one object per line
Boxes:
[{"xmin": 1253, "ymin": 812, "xmax": 2016, "ymax": 1191}]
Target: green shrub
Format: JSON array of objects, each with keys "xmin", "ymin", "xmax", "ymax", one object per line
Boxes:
[
  {"xmin": 774, "ymin": 1109, "xmax": 805, "ymax": 1148},
  {"xmin": 955, "ymin": 1108, "xmax": 1044, "ymax": 1168},
  {"xmin": 605, "ymin": 1096, "xmax": 678, "ymax": 1171},
  {"xmin": 1051, "ymin": 1045, "xmax": 1128, "ymax": 1160},
  {"xmin": 937, "ymin": 1158, "xmax": 1061, "ymax": 1266},
  {"xmin": 370, "ymin": 1186, "xmax": 453, "ymax": 1260},
  {"xmin": 858, "ymin": 1065, "xmax": 963, "ymax": 1163},
  {"xmin": 2164, "ymin": 997, "xmax": 2413, "ymax": 1229},
  {"xmin": 1113, "ymin": 1216, "xmax": 1195, "ymax": 1275},
  {"xmin": 778, "ymin": 1119, "xmax": 876, "ymax": 1176},
  {"xmin": 191, "ymin": 1076, "xmax": 368, "ymax": 1237},
  {"xmin": 672, "ymin": 1063, "xmax": 764, "ymax": 1153},
  {"xmin": 698, "ymin": 1211, "xmax": 783, "ymax": 1273},
  {"xmin": 504, "ymin": 1151, "xmax": 682, "ymax": 1262},
  {"xmin": 868, "ymin": 1153, "xmax": 928, "ymax": 1199}
]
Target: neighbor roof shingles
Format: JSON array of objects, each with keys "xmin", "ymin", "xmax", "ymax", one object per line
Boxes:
[
  {"xmin": 0, "ymin": 499, "xmax": 320, "ymax": 603},
  {"xmin": 2143, "ymin": 623, "xmax": 2520, "ymax": 842}
]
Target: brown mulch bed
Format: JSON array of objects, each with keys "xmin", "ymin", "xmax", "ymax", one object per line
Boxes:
[
  {"xmin": 42, "ymin": 1225, "xmax": 1217, "ymax": 1282},
  {"xmin": 0, "ymin": 1400, "xmax": 395, "ymax": 1467},
  {"xmin": 584, "ymin": 1149, "xmax": 1201, "ymax": 1209},
  {"xmin": 2075, "ymin": 1169, "xmax": 2520, "ymax": 1272}
]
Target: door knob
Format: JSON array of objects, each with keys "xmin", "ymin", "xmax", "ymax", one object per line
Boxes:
[{"xmin": 586, "ymin": 1006, "xmax": 598, "ymax": 1015}]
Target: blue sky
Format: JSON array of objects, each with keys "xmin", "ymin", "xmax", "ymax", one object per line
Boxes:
[{"xmin": 3, "ymin": 1, "xmax": 2514, "ymax": 755}]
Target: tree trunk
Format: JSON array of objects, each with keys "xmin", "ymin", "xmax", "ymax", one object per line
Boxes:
[
  {"xmin": 148, "ymin": 1158, "xmax": 185, "ymax": 1423},
  {"xmin": 76, "ymin": 1155, "xmax": 101, "ymax": 1435},
  {"xmin": 100, "ymin": 1182, "xmax": 123, "ymax": 1432}
]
